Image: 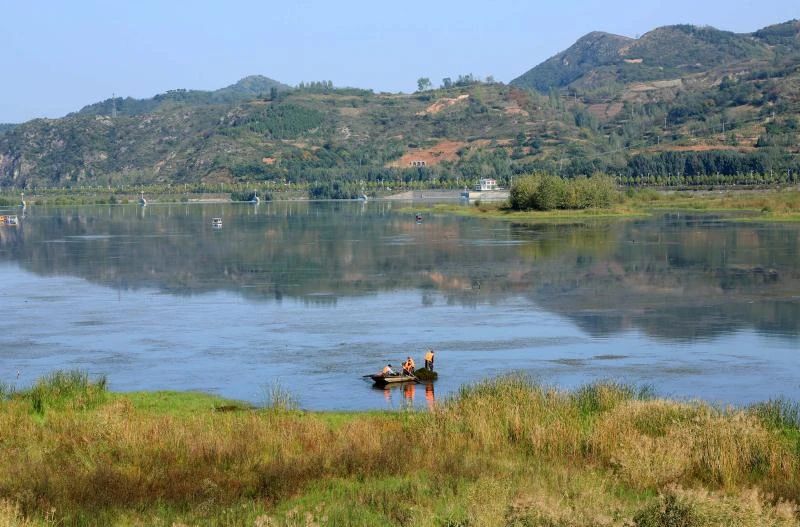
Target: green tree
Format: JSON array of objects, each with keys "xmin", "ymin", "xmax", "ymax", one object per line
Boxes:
[
  {"xmin": 532, "ymin": 175, "xmax": 566, "ymax": 210},
  {"xmin": 417, "ymin": 77, "xmax": 432, "ymax": 92}
]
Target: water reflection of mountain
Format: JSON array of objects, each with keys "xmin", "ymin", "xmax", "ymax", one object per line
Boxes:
[
  {"xmin": 514, "ymin": 216, "xmax": 800, "ymax": 340},
  {"xmin": 1, "ymin": 203, "xmax": 798, "ymax": 340}
]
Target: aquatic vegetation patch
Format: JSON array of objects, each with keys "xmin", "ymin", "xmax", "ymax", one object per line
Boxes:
[{"xmin": 412, "ymin": 368, "xmax": 438, "ymax": 381}]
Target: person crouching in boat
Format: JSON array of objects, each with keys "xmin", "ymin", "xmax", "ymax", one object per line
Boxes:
[
  {"xmin": 382, "ymin": 364, "xmax": 397, "ymax": 377},
  {"xmin": 424, "ymin": 349, "xmax": 435, "ymax": 371},
  {"xmin": 402, "ymin": 356, "xmax": 415, "ymax": 376}
]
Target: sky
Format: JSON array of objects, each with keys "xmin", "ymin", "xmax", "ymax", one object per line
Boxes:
[{"xmin": 1, "ymin": 0, "xmax": 797, "ymax": 122}]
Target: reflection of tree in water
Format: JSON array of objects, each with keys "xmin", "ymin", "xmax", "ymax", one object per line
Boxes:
[
  {"xmin": 2, "ymin": 202, "xmax": 520, "ymax": 302},
  {"xmin": 2, "ymin": 204, "xmax": 799, "ymax": 340}
]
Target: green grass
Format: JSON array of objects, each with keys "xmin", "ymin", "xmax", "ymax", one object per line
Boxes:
[
  {"xmin": 20, "ymin": 370, "xmax": 107, "ymax": 415},
  {"xmin": 112, "ymin": 390, "xmax": 251, "ymax": 417},
  {"xmin": 626, "ymin": 188, "xmax": 800, "ymax": 221},
  {"xmin": 2, "ymin": 371, "xmax": 799, "ymax": 526},
  {"xmin": 0, "ymin": 381, "xmax": 14, "ymax": 401}
]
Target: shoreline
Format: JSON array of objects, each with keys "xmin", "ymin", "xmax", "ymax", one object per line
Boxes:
[
  {"xmin": 0, "ymin": 186, "xmax": 800, "ymax": 223},
  {"xmin": 406, "ymin": 188, "xmax": 800, "ymax": 223}
]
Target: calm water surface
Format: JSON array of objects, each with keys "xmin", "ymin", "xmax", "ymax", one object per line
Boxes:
[{"xmin": 0, "ymin": 201, "xmax": 798, "ymax": 409}]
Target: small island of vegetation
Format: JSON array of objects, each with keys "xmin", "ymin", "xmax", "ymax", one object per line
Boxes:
[{"xmin": 414, "ymin": 173, "xmax": 800, "ymax": 223}]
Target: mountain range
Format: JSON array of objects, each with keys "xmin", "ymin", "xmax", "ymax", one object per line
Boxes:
[
  {"xmin": 510, "ymin": 21, "xmax": 800, "ymax": 92},
  {"xmin": 1, "ymin": 20, "xmax": 798, "ymax": 189}
]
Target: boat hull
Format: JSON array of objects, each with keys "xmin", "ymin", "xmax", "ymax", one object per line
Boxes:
[{"xmin": 370, "ymin": 374, "xmax": 416, "ymax": 386}]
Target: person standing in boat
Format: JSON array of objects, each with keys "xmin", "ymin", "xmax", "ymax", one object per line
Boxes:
[
  {"xmin": 402, "ymin": 356, "xmax": 415, "ymax": 376},
  {"xmin": 424, "ymin": 349, "xmax": 435, "ymax": 371}
]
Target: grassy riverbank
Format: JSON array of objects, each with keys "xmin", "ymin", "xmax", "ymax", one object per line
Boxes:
[
  {"xmin": 628, "ymin": 188, "xmax": 800, "ymax": 221},
  {"xmin": 412, "ymin": 188, "xmax": 800, "ymax": 223},
  {"xmin": 2, "ymin": 372, "xmax": 799, "ymax": 526},
  {"xmin": 408, "ymin": 202, "xmax": 645, "ymax": 223}
]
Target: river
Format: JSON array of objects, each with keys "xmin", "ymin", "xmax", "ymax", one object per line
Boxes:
[{"xmin": 0, "ymin": 201, "xmax": 797, "ymax": 409}]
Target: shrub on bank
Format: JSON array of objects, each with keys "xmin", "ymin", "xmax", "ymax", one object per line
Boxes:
[{"xmin": 509, "ymin": 173, "xmax": 619, "ymax": 211}]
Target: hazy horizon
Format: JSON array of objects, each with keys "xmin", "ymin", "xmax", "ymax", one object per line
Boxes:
[{"xmin": 2, "ymin": 0, "xmax": 797, "ymax": 123}]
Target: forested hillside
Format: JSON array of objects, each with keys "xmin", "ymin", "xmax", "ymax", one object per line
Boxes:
[
  {"xmin": 72, "ymin": 75, "xmax": 289, "ymax": 118},
  {"xmin": 1, "ymin": 21, "xmax": 799, "ymax": 191}
]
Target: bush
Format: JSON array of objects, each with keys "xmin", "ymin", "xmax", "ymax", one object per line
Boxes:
[
  {"xmin": 634, "ymin": 494, "xmax": 697, "ymax": 527},
  {"xmin": 532, "ymin": 174, "xmax": 567, "ymax": 210},
  {"xmin": 570, "ymin": 174, "xmax": 617, "ymax": 208},
  {"xmin": 509, "ymin": 173, "xmax": 618, "ymax": 211},
  {"xmin": 509, "ymin": 174, "xmax": 543, "ymax": 210}
]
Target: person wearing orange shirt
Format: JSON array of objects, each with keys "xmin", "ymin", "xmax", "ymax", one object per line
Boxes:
[{"xmin": 402, "ymin": 356, "xmax": 416, "ymax": 375}]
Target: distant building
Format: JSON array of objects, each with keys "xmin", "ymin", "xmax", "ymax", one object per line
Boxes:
[
  {"xmin": 474, "ymin": 178, "xmax": 498, "ymax": 191},
  {"xmin": 409, "ymin": 160, "xmax": 427, "ymax": 167}
]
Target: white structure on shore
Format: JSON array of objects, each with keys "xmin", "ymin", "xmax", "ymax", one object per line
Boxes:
[{"xmin": 474, "ymin": 178, "xmax": 498, "ymax": 191}]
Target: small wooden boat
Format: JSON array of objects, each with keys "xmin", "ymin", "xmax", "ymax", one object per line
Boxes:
[
  {"xmin": 369, "ymin": 373, "xmax": 417, "ymax": 386},
  {"xmin": 0, "ymin": 215, "xmax": 19, "ymax": 226}
]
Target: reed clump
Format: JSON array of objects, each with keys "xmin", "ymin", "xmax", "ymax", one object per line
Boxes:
[
  {"xmin": 1, "ymin": 371, "xmax": 798, "ymax": 526},
  {"xmin": 18, "ymin": 370, "xmax": 107, "ymax": 415}
]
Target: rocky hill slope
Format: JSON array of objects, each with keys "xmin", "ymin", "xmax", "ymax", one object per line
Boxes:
[{"xmin": 511, "ymin": 21, "xmax": 799, "ymax": 93}]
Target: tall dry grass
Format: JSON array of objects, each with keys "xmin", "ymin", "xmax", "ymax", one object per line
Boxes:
[
  {"xmin": 0, "ymin": 372, "xmax": 798, "ymax": 526},
  {"xmin": 628, "ymin": 188, "xmax": 800, "ymax": 216}
]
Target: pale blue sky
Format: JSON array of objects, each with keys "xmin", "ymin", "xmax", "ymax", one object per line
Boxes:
[{"xmin": 1, "ymin": 0, "xmax": 797, "ymax": 122}]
